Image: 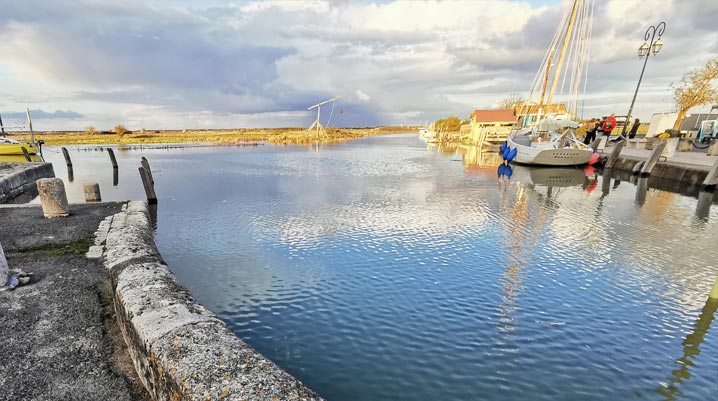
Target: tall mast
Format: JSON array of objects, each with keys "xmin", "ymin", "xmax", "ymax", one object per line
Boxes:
[{"xmin": 547, "ymin": 0, "xmax": 581, "ymax": 105}]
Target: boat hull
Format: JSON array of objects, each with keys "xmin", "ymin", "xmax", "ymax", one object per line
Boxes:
[
  {"xmin": 507, "ymin": 136, "xmax": 592, "ymax": 166},
  {"xmin": 0, "ymin": 143, "xmax": 39, "ymax": 156}
]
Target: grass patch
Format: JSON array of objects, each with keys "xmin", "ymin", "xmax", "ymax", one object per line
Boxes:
[
  {"xmin": 10, "ymin": 237, "xmax": 94, "ymax": 256},
  {"xmin": 6, "ymin": 126, "xmax": 418, "ymax": 146}
]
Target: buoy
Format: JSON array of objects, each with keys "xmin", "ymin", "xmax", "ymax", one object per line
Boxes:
[
  {"xmin": 588, "ymin": 152, "xmax": 600, "ymax": 165},
  {"xmin": 506, "ymin": 148, "xmax": 518, "ymax": 162},
  {"xmin": 584, "ymin": 165, "xmax": 596, "ymax": 177},
  {"xmin": 497, "ymin": 164, "xmax": 506, "ymax": 177},
  {"xmin": 504, "ymin": 164, "xmax": 513, "ymax": 178}
]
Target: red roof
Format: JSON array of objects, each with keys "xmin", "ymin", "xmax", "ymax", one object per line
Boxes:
[{"xmin": 471, "ymin": 109, "xmax": 516, "ymax": 123}]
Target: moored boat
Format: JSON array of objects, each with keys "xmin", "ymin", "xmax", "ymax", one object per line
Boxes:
[{"xmin": 504, "ymin": 0, "xmax": 596, "ymax": 167}]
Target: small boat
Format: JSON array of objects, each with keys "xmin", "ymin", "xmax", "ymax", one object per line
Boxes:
[
  {"xmin": 0, "ymin": 137, "xmax": 39, "ymax": 156},
  {"xmin": 0, "ymin": 108, "xmax": 42, "ymax": 158},
  {"xmin": 505, "ymin": 0, "xmax": 596, "ymax": 166}
]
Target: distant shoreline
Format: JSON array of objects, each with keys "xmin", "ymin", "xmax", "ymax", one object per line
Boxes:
[{"xmin": 6, "ymin": 126, "xmax": 418, "ymax": 146}]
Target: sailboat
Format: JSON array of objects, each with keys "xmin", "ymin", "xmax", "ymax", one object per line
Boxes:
[
  {"xmin": 507, "ymin": 0, "xmax": 596, "ymax": 166},
  {"xmin": 0, "ymin": 109, "xmax": 41, "ymax": 156}
]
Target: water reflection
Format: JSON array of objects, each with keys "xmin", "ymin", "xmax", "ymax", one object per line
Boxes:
[{"xmin": 657, "ymin": 297, "xmax": 718, "ymax": 400}]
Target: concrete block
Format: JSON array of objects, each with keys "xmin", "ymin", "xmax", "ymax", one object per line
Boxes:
[
  {"xmin": 36, "ymin": 178, "xmax": 69, "ymax": 218},
  {"xmin": 83, "ymin": 183, "xmax": 102, "ymax": 202},
  {"xmin": 86, "ymin": 245, "xmax": 104, "ymax": 259},
  {"xmin": 708, "ymin": 140, "xmax": 718, "ymax": 156},
  {"xmin": 678, "ymin": 138, "xmax": 693, "ymax": 152},
  {"xmin": 114, "ymin": 262, "xmax": 219, "ymax": 346}
]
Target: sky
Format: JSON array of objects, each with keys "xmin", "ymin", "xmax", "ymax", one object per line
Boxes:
[{"xmin": 0, "ymin": 0, "xmax": 716, "ymax": 131}]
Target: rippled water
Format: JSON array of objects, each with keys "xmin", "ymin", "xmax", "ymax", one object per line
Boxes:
[{"xmin": 39, "ymin": 135, "xmax": 718, "ymax": 401}]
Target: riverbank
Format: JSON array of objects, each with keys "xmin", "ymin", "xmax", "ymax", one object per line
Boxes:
[
  {"xmin": 0, "ymin": 202, "xmax": 149, "ymax": 401},
  {"xmin": 6, "ymin": 126, "xmax": 417, "ymax": 146}
]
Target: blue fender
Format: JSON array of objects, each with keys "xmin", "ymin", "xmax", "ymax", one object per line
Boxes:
[
  {"xmin": 500, "ymin": 141, "xmax": 508, "ymax": 153},
  {"xmin": 502, "ymin": 147, "xmax": 510, "ymax": 160},
  {"xmin": 506, "ymin": 148, "xmax": 518, "ymax": 162},
  {"xmin": 504, "ymin": 164, "xmax": 513, "ymax": 178}
]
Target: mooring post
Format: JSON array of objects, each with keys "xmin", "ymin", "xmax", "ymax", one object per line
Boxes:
[
  {"xmin": 639, "ymin": 141, "xmax": 667, "ymax": 176},
  {"xmin": 107, "ymin": 148, "xmax": 118, "ymax": 169},
  {"xmin": 83, "ymin": 183, "xmax": 102, "ymax": 202},
  {"xmin": 605, "ymin": 139, "xmax": 625, "ymax": 169},
  {"xmin": 710, "ymin": 279, "xmax": 718, "ymax": 299},
  {"xmin": 140, "ymin": 157, "xmax": 154, "ymax": 185},
  {"xmin": 696, "ymin": 191, "xmax": 714, "ymax": 220},
  {"xmin": 61, "ymin": 147, "xmax": 72, "ymax": 167},
  {"xmin": 138, "ymin": 167, "xmax": 157, "ymax": 204},
  {"xmin": 701, "ymin": 156, "xmax": 718, "ymax": 190},
  {"xmin": 635, "ymin": 177, "xmax": 649, "ymax": 206},
  {"xmin": 36, "ymin": 178, "xmax": 70, "ymax": 218},
  {"xmin": 21, "ymin": 147, "xmax": 31, "ymax": 162}
]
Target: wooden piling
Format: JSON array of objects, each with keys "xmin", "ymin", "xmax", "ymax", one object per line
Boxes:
[
  {"xmin": 107, "ymin": 148, "xmax": 118, "ymax": 169},
  {"xmin": 139, "ymin": 167, "xmax": 157, "ymax": 204},
  {"xmin": 604, "ymin": 140, "xmax": 625, "ymax": 169},
  {"xmin": 21, "ymin": 147, "xmax": 31, "ymax": 162},
  {"xmin": 140, "ymin": 157, "xmax": 154, "ymax": 185},
  {"xmin": 639, "ymin": 141, "xmax": 667, "ymax": 176},
  {"xmin": 701, "ymin": 156, "xmax": 718, "ymax": 190},
  {"xmin": 60, "ymin": 147, "xmax": 72, "ymax": 168}
]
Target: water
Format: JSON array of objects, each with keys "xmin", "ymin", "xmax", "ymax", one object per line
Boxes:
[{"xmin": 38, "ymin": 135, "xmax": 718, "ymax": 401}]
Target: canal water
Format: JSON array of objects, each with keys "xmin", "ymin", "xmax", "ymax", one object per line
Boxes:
[{"xmin": 36, "ymin": 134, "xmax": 718, "ymax": 401}]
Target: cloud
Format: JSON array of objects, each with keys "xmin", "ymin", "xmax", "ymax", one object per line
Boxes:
[
  {"xmin": 1, "ymin": 109, "xmax": 84, "ymax": 120},
  {"xmin": 355, "ymin": 90, "xmax": 371, "ymax": 102},
  {"xmin": 0, "ymin": 0, "xmax": 716, "ymax": 130}
]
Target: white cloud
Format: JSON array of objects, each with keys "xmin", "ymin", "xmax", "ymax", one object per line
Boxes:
[
  {"xmin": 355, "ymin": 89, "xmax": 371, "ymax": 102},
  {"xmin": 0, "ymin": 0, "xmax": 716, "ymax": 130}
]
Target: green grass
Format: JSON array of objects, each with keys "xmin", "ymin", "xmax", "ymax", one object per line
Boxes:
[{"xmin": 10, "ymin": 237, "xmax": 94, "ymax": 256}]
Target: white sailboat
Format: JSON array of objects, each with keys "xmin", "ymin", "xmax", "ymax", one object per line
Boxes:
[{"xmin": 506, "ymin": 0, "xmax": 596, "ymax": 166}]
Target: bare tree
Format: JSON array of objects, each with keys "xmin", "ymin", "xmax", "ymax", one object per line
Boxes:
[
  {"xmin": 673, "ymin": 58, "xmax": 718, "ymax": 129},
  {"xmin": 497, "ymin": 93, "xmax": 526, "ymax": 110}
]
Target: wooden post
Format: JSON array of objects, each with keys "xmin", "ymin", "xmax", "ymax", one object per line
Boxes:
[
  {"xmin": 61, "ymin": 147, "xmax": 73, "ymax": 167},
  {"xmin": 605, "ymin": 139, "xmax": 625, "ymax": 169},
  {"xmin": 21, "ymin": 147, "xmax": 31, "ymax": 162},
  {"xmin": 140, "ymin": 157, "xmax": 154, "ymax": 185},
  {"xmin": 635, "ymin": 177, "xmax": 649, "ymax": 206},
  {"xmin": 107, "ymin": 148, "xmax": 118, "ymax": 169},
  {"xmin": 701, "ymin": 156, "xmax": 718, "ymax": 190},
  {"xmin": 138, "ymin": 167, "xmax": 157, "ymax": 204},
  {"xmin": 639, "ymin": 141, "xmax": 667, "ymax": 176}
]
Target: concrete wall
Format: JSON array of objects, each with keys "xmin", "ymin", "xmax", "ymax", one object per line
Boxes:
[
  {"xmin": 104, "ymin": 201, "xmax": 324, "ymax": 401},
  {"xmin": 0, "ymin": 162, "xmax": 55, "ymax": 203}
]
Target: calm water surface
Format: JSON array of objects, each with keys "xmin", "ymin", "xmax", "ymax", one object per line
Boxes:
[{"xmin": 40, "ymin": 135, "xmax": 718, "ymax": 401}]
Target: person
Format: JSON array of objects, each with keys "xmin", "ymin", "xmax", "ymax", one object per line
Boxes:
[
  {"xmin": 602, "ymin": 113, "xmax": 617, "ymax": 138},
  {"xmin": 628, "ymin": 118, "xmax": 640, "ymax": 139},
  {"xmin": 583, "ymin": 118, "xmax": 598, "ymax": 145}
]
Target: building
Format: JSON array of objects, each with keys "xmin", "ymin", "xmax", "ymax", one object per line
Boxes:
[{"xmin": 467, "ymin": 109, "xmax": 516, "ymax": 145}]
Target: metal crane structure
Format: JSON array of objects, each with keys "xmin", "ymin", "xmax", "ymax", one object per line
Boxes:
[{"xmin": 307, "ymin": 96, "xmax": 340, "ymax": 138}]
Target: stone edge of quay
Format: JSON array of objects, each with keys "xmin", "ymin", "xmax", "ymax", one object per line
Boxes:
[
  {"xmin": 0, "ymin": 162, "xmax": 55, "ymax": 203},
  {"xmin": 104, "ymin": 200, "xmax": 324, "ymax": 401}
]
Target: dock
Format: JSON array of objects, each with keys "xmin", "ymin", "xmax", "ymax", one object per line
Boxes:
[{"xmin": 0, "ymin": 162, "xmax": 55, "ymax": 204}]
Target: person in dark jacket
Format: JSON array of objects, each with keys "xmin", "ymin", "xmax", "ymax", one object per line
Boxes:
[
  {"xmin": 628, "ymin": 118, "xmax": 640, "ymax": 139},
  {"xmin": 583, "ymin": 118, "xmax": 598, "ymax": 144}
]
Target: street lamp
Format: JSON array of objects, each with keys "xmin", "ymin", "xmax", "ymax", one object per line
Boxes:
[{"xmin": 621, "ymin": 21, "xmax": 666, "ymax": 137}]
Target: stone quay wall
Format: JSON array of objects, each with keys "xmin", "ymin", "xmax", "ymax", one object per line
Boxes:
[
  {"xmin": 0, "ymin": 162, "xmax": 55, "ymax": 203},
  {"xmin": 104, "ymin": 201, "xmax": 324, "ymax": 401}
]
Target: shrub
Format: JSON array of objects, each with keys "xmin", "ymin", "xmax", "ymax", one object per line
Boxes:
[
  {"xmin": 114, "ymin": 124, "xmax": 127, "ymax": 138},
  {"xmin": 85, "ymin": 126, "xmax": 97, "ymax": 135}
]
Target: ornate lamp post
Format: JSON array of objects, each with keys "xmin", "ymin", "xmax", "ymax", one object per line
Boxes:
[{"xmin": 621, "ymin": 21, "xmax": 666, "ymax": 137}]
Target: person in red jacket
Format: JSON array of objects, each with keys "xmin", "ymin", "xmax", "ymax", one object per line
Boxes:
[{"xmin": 601, "ymin": 113, "xmax": 617, "ymax": 138}]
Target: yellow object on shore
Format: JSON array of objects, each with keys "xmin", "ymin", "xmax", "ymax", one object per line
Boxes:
[
  {"xmin": 0, "ymin": 142, "xmax": 39, "ymax": 156},
  {"xmin": 710, "ymin": 278, "xmax": 718, "ymax": 299}
]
